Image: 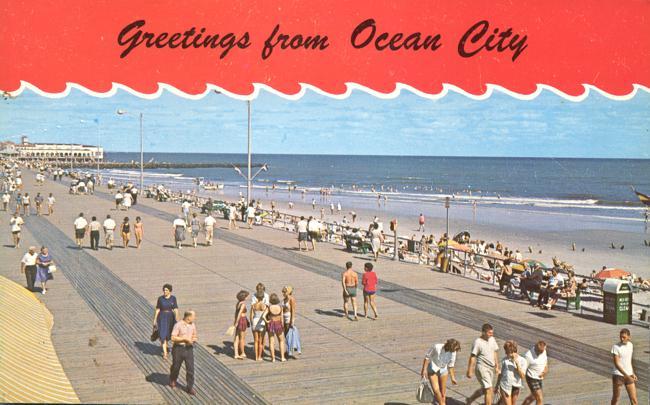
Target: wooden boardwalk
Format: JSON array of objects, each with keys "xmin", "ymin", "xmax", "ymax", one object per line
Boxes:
[{"xmin": 1, "ymin": 173, "xmax": 648, "ymax": 404}]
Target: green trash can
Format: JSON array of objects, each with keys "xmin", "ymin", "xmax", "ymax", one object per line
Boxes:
[{"xmin": 603, "ymin": 279, "xmax": 632, "ymax": 325}]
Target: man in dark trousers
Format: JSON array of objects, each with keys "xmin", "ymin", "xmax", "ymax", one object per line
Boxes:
[
  {"xmin": 170, "ymin": 310, "xmax": 198, "ymax": 395},
  {"xmin": 20, "ymin": 246, "xmax": 38, "ymax": 291}
]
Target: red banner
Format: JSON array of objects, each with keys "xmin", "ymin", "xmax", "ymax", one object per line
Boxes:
[{"xmin": 1, "ymin": 0, "xmax": 649, "ymax": 97}]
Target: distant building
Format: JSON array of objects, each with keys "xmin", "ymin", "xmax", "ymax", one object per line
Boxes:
[{"xmin": 0, "ymin": 136, "xmax": 103, "ymax": 161}]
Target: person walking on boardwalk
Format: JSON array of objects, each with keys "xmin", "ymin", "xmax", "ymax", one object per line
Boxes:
[
  {"xmin": 369, "ymin": 223, "xmax": 383, "ymax": 261},
  {"xmin": 418, "ymin": 213, "xmax": 425, "ymax": 232},
  {"xmin": 233, "ymin": 290, "xmax": 250, "ymax": 360},
  {"xmin": 250, "ymin": 289, "xmax": 268, "ymax": 361},
  {"xmin": 610, "ymin": 328, "xmax": 638, "ymax": 405},
  {"xmin": 89, "ymin": 216, "xmax": 101, "ymax": 250},
  {"xmin": 169, "ymin": 310, "xmax": 198, "ymax": 395},
  {"xmin": 173, "ymin": 215, "xmax": 186, "ymax": 249},
  {"xmin": 20, "ymin": 246, "xmax": 38, "ymax": 292},
  {"xmin": 361, "ymin": 262, "xmax": 379, "ymax": 319},
  {"xmin": 120, "ymin": 217, "xmax": 131, "ymax": 249},
  {"xmin": 521, "ymin": 341, "xmax": 548, "ymax": 405},
  {"xmin": 73, "ymin": 212, "xmax": 88, "ymax": 249},
  {"xmin": 34, "ymin": 246, "xmax": 54, "ymax": 295},
  {"xmin": 466, "ymin": 323, "xmax": 500, "ymax": 405},
  {"xmin": 181, "ymin": 199, "xmax": 192, "ymax": 223},
  {"xmin": 14, "ymin": 192, "xmax": 21, "ymax": 215},
  {"xmin": 420, "ymin": 338, "xmax": 461, "ymax": 405},
  {"xmin": 103, "ymin": 214, "xmax": 116, "ymax": 250},
  {"xmin": 34, "ymin": 192, "xmax": 43, "ymax": 216},
  {"xmin": 341, "ymin": 261, "xmax": 359, "ymax": 321},
  {"xmin": 153, "ymin": 284, "xmax": 179, "ymax": 360},
  {"xmin": 227, "ymin": 204, "xmax": 238, "ymax": 230},
  {"xmin": 1, "ymin": 191, "xmax": 10, "ymax": 211},
  {"xmin": 307, "ymin": 216, "xmax": 320, "ymax": 251},
  {"xmin": 134, "ymin": 216, "xmax": 144, "ymax": 248},
  {"xmin": 204, "ymin": 213, "xmax": 216, "ymax": 246},
  {"xmin": 21, "ymin": 192, "xmax": 30, "ymax": 216},
  {"xmin": 190, "ymin": 213, "xmax": 201, "ymax": 247},
  {"xmin": 498, "ymin": 340, "xmax": 527, "ymax": 405},
  {"xmin": 114, "ymin": 190, "xmax": 123, "ymax": 210},
  {"xmin": 10, "ymin": 212, "xmax": 24, "ymax": 248},
  {"xmin": 296, "ymin": 216, "xmax": 309, "ymax": 251},
  {"xmin": 264, "ymin": 293, "xmax": 286, "ymax": 362},
  {"xmin": 246, "ymin": 203, "xmax": 255, "ymax": 229},
  {"xmin": 47, "ymin": 193, "xmax": 55, "ymax": 215}
]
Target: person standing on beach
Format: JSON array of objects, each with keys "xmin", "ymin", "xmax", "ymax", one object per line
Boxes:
[
  {"xmin": 169, "ymin": 310, "xmax": 198, "ymax": 395},
  {"xmin": 173, "ymin": 215, "xmax": 187, "ymax": 249},
  {"xmin": 89, "ymin": 216, "xmax": 101, "ymax": 250},
  {"xmin": 311, "ymin": 198, "xmax": 316, "ymax": 210},
  {"xmin": 297, "ymin": 216, "xmax": 309, "ymax": 251},
  {"xmin": 418, "ymin": 213, "xmax": 425, "ymax": 232},
  {"xmin": 20, "ymin": 246, "xmax": 38, "ymax": 292},
  {"xmin": 10, "ymin": 213, "xmax": 24, "ymax": 248},
  {"xmin": 341, "ymin": 261, "xmax": 359, "ymax": 321},
  {"xmin": 204, "ymin": 213, "xmax": 216, "ymax": 246},
  {"xmin": 361, "ymin": 262, "xmax": 379, "ymax": 319},
  {"xmin": 350, "ymin": 211, "xmax": 357, "ymax": 223},
  {"xmin": 610, "ymin": 328, "xmax": 638, "ymax": 405},
  {"xmin": 103, "ymin": 214, "xmax": 116, "ymax": 250},
  {"xmin": 47, "ymin": 193, "xmax": 55, "ymax": 215},
  {"xmin": 153, "ymin": 284, "xmax": 179, "ymax": 360},
  {"xmin": 73, "ymin": 213, "xmax": 88, "ymax": 249},
  {"xmin": 421, "ymin": 338, "xmax": 461, "ymax": 405},
  {"xmin": 134, "ymin": 216, "xmax": 144, "ymax": 248},
  {"xmin": 521, "ymin": 341, "xmax": 548, "ymax": 405},
  {"xmin": 466, "ymin": 323, "xmax": 500, "ymax": 405}
]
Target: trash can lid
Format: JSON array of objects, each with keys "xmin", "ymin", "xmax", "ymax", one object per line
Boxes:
[{"xmin": 603, "ymin": 278, "xmax": 631, "ymax": 294}]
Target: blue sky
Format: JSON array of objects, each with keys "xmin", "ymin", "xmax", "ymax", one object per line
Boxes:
[{"xmin": 1, "ymin": 88, "xmax": 648, "ymax": 158}]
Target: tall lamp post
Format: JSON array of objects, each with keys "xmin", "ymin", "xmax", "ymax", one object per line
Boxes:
[
  {"xmin": 116, "ymin": 110, "xmax": 144, "ymax": 193},
  {"xmin": 444, "ymin": 196, "xmax": 450, "ymax": 272}
]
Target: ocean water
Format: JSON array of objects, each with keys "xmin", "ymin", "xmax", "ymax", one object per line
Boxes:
[{"xmin": 102, "ymin": 153, "xmax": 650, "ymax": 225}]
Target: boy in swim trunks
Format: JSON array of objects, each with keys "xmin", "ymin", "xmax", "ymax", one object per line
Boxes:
[{"xmin": 341, "ymin": 261, "xmax": 359, "ymax": 321}]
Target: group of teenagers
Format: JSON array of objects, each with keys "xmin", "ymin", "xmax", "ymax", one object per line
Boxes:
[{"xmin": 419, "ymin": 324, "xmax": 639, "ymax": 405}]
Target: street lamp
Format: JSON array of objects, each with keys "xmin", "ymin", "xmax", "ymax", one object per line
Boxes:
[
  {"xmin": 232, "ymin": 161, "xmax": 268, "ymax": 202},
  {"xmin": 444, "ymin": 196, "xmax": 451, "ymax": 272},
  {"xmin": 116, "ymin": 109, "xmax": 144, "ymax": 193}
]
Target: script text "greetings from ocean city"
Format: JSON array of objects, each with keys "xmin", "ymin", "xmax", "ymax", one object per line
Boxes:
[{"xmin": 117, "ymin": 19, "xmax": 528, "ymax": 62}]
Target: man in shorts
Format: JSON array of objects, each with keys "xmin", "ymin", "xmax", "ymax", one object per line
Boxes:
[
  {"xmin": 341, "ymin": 261, "xmax": 359, "ymax": 321},
  {"xmin": 296, "ymin": 216, "xmax": 309, "ymax": 251},
  {"xmin": 73, "ymin": 213, "xmax": 88, "ymax": 249},
  {"xmin": 10, "ymin": 213, "xmax": 24, "ymax": 248},
  {"xmin": 103, "ymin": 214, "xmax": 116, "ymax": 250},
  {"xmin": 466, "ymin": 323, "xmax": 499, "ymax": 404},
  {"xmin": 204, "ymin": 213, "xmax": 216, "ymax": 246},
  {"xmin": 610, "ymin": 328, "xmax": 638, "ymax": 405},
  {"xmin": 522, "ymin": 340, "xmax": 548, "ymax": 405}
]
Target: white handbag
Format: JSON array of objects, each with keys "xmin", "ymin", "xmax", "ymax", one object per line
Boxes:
[
  {"xmin": 416, "ymin": 377, "xmax": 434, "ymax": 403},
  {"xmin": 47, "ymin": 265, "xmax": 57, "ymax": 274}
]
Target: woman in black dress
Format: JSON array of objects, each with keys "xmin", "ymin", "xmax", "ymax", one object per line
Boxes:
[{"xmin": 153, "ymin": 284, "xmax": 179, "ymax": 359}]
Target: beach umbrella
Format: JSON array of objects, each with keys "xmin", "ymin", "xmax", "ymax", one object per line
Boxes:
[{"xmin": 594, "ymin": 268, "xmax": 630, "ymax": 280}]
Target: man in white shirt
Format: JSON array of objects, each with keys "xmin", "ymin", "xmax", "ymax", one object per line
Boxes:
[
  {"xmin": 522, "ymin": 340, "xmax": 548, "ymax": 405},
  {"xmin": 20, "ymin": 246, "xmax": 38, "ymax": 291},
  {"xmin": 73, "ymin": 213, "xmax": 88, "ymax": 248},
  {"xmin": 10, "ymin": 213, "xmax": 24, "ymax": 248},
  {"xmin": 115, "ymin": 191, "xmax": 123, "ymax": 210},
  {"xmin": 296, "ymin": 216, "xmax": 309, "ymax": 251},
  {"xmin": 466, "ymin": 323, "xmax": 500, "ymax": 405},
  {"xmin": 1, "ymin": 192, "xmax": 10, "ymax": 211},
  {"xmin": 103, "ymin": 215, "xmax": 117, "ymax": 250},
  {"xmin": 611, "ymin": 328, "xmax": 638, "ymax": 405},
  {"xmin": 307, "ymin": 217, "xmax": 321, "ymax": 251},
  {"xmin": 181, "ymin": 200, "xmax": 192, "ymax": 223},
  {"xmin": 47, "ymin": 193, "xmax": 56, "ymax": 215},
  {"xmin": 204, "ymin": 214, "xmax": 217, "ymax": 246}
]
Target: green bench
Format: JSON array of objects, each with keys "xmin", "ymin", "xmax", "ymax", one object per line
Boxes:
[{"xmin": 345, "ymin": 235, "xmax": 372, "ymax": 254}]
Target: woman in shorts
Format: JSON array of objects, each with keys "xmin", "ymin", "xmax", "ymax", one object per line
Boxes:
[
  {"xmin": 498, "ymin": 340, "xmax": 527, "ymax": 405},
  {"xmin": 250, "ymin": 290, "xmax": 268, "ymax": 361},
  {"xmin": 420, "ymin": 338, "xmax": 461, "ymax": 405}
]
